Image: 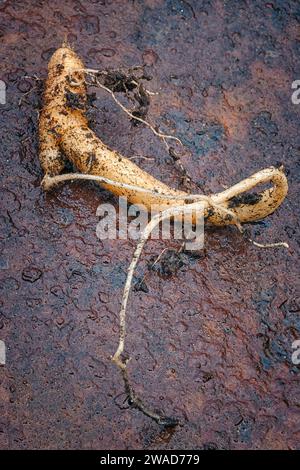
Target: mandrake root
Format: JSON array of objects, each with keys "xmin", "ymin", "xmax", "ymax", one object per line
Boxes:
[{"xmin": 39, "ymin": 45, "xmax": 289, "ymax": 426}]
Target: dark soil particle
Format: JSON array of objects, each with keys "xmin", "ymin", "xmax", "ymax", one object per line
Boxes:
[
  {"xmin": 102, "ymin": 71, "xmax": 138, "ymax": 93},
  {"xmin": 56, "ymin": 63, "xmax": 64, "ymax": 73},
  {"xmin": 148, "ymin": 248, "xmax": 203, "ymax": 279},
  {"xmin": 149, "ymin": 249, "xmax": 187, "ymax": 278},
  {"xmin": 228, "ymin": 192, "xmax": 262, "ymax": 208},
  {"xmin": 134, "ymin": 277, "xmax": 149, "ymax": 293},
  {"xmin": 131, "ymin": 84, "xmax": 150, "ymax": 123},
  {"xmin": 87, "ymin": 92, "xmax": 97, "ymax": 107},
  {"xmin": 65, "ymin": 90, "xmax": 86, "ymax": 109}
]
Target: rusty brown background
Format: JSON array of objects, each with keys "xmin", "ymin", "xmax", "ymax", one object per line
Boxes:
[{"xmin": 0, "ymin": 0, "xmax": 299, "ymax": 450}]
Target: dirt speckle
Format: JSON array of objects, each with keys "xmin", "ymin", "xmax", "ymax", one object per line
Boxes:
[
  {"xmin": 228, "ymin": 193, "xmax": 263, "ymax": 208},
  {"xmin": 65, "ymin": 90, "xmax": 86, "ymax": 110}
]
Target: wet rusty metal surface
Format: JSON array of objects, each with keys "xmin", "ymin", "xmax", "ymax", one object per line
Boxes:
[{"xmin": 0, "ymin": 0, "xmax": 300, "ymax": 450}]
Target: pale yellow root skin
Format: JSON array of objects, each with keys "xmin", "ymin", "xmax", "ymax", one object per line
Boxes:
[{"xmin": 39, "ymin": 47, "xmax": 288, "ymax": 225}]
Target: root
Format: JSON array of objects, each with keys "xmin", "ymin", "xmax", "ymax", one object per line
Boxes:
[
  {"xmin": 42, "ymin": 172, "xmax": 210, "ymax": 202},
  {"xmin": 112, "ymin": 203, "xmax": 204, "ymax": 426},
  {"xmin": 249, "ymin": 239, "xmax": 289, "ymax": 249},
  {"xmin": 119, "ymin": 365, "xmax": 179, "ymax": 426},
  {"xmin": 45, "ymin": 169, "xmax": 288, "ymax": 423},
  {"xmin": 39, "ymin": 46, "xmax": 290, "ymax": 426},
  {"xmin": 84, "ymin": 69, "xmax": 183, "ymax": 149},
  {"xmin": 42, "ymin": 168, "xmax": 288, "ymax": 235},
  {"xmin": 39, "ymin": 46, "xmax": 288, "ymax": 225},
  {"xmin": 110, "ymin": 203, "xmax": 287, "ymax": 424}
]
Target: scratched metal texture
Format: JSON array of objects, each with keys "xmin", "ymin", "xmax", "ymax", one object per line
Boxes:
[{"xmin": 0, "ymin": 0, "xmax": 299, "ymax": 450}]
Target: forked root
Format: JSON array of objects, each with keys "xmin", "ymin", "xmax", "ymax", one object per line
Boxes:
[
  {"xmin": 39, "ymin": 46, "xmax": 288, "ymax": 226},
  {"xmin": 39, "ymin": 46, "xmax": 289, "ymax": 426}
]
